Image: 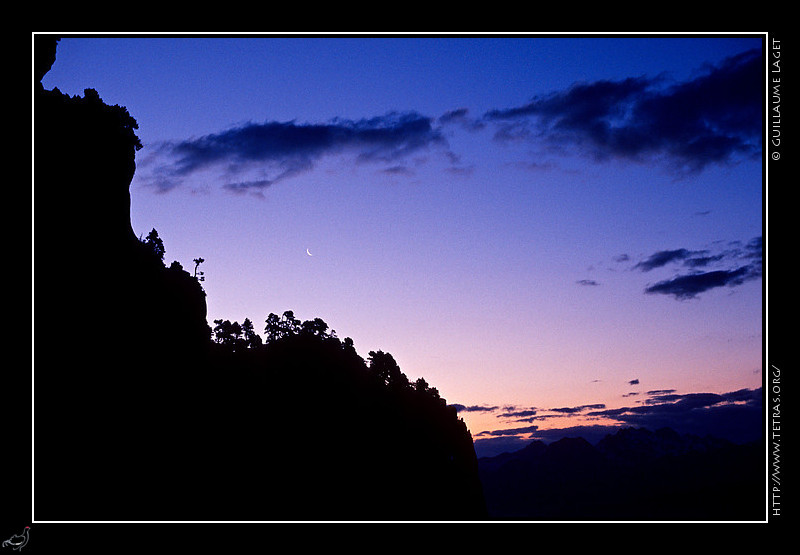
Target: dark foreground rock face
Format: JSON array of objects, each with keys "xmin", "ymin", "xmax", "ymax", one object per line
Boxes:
[
  {"xmin": 478, "ymin": 426, "xmax": 763, "ymax": 521},
  {"xmin": 33, "ymin": 37, "xmax": 486, "ymax": 521}
]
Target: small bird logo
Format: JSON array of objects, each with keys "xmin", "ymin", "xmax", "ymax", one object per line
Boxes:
[{"xmin": 2, "ymin": 527, "xmax": 30, "ymax": 551}]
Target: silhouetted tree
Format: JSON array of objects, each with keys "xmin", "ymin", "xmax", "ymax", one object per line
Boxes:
[
  {"xmin": 143, "ymin": 228, "xmax": 165, "ymax": 263},
  {"xmin": 193, "ymin": 257, "xmax": 205, "ymax": 281},
  {"xmin": 411, "ymin": 376, "xmax": 440, "ymax": 400},
  {"xmin": 213, "ymin": 318, "xmax": 265, "ymax": 351},
  {"xmin": 264, "ymin": 313, "xmax": 282, "ymax": 343},
  {"xmin": 368, "ymin": 350, "xmax": 409, "ymax": 391},
  {"xmin": 213, "ymin": 319, "xmax": 244, "ymax": 350},
  {"xmin": 281, "ymin": 310, "xmax": 301, "ymax": 335},
  {"xmin": 340, "ymin": 337, "xmax": 359, "ymax": 359},
  {"xmin": 300, "ymin": 317, "xmax": 331, "ymax": 338},
  {"xmin": 264, "ymin": 310, "xmax": 302, "ymax": 343},
  {"xmin": 242, "ymin": 317, "xmax": 262, "ymax": 349}
]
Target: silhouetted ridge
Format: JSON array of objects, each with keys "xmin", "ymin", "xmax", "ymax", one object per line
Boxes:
[
  {"xmin": 596, "ymin": 425, "xmax": 734, "ymax": 465},
  {"xmin": 199, "ymin": 314, "xmax": 485, "ymax": 519},
  {"xmin": 33, "ymin": 37, "xmax": 485, "ymax": 521},
  {"xmin": 478, "ymin": 426, "xmax": 762, "ymax": 520}
]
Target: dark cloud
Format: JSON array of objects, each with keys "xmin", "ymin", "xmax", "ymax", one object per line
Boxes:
[
  {"xmin": 634, "ymin": 236, "xmax": 762, "ymax": 300},
  {"xmin": 743, "ymin": 236, "xmax": 763, "ymax": 260},
  {"xmin": 470, "ymin": 387, "xmax": 762, "ymax": 455},
  {"xmin": 586, "ymin": 387, "xmax": 762, "ymax": 444},
  {"xmin": 549, "ymin": 403, "xmax": 606, "ymax": 414},
  {"xmin": 439, "ymin": 108, "xmax": 470, "ymax": 124},
  {"xmin": 382, "ymin": 165, "xmax": 414, "ymax": 176},
  {"xmin": 451, "ymin": 404, "xmax": 500, "ymax": 413},
  {"xmin": 644, "ymin": 265, "xmax": 759, "ymax": 300},
  {"xmin": 223, "ymin": 179, "xmax": 276, "ymax": 193},
  {"xmin": 475, "ymin": 425, "xmax": 539, "ymax": 437},
  {"xmin": 138, "ymin": 49, "xmax": 761, "ymax": 197},
  {"xmin": 139, "ymin": 112, "xmax": 448, "ymax": 192},
  {"xmin": 683, "ymin": 254, "xmax": 727, "ymax": 268},
  {"xmin": 628, "ymin": 379, "xmax": 640, "ymax": 386},
  {"xmin": 499, "ymin": 408, "xmax": 538, "ymax": 418},
  {"xmin": 486, "ymin": 75, "xmax": 651, "ymax": 125},
  {"xmin": 549, "ymin": 406, "xmax": 581, "ymax": 414},
  {"xmin": 513, "ymin": 413, "xmax": 567, "ymax": 423},
  {"xmin": 576, "ymin": 279, "xmax": 599, "ymax": 286},
  {"xmin": 722, "ymin": 387, "xmax": 762, "ymax": 404},
  {"xmin": 643, "ymin": 395, "xmax": 683, "ymax": 404},
  {"xmin": 650, "ymin": 392, "xmax": 726, "ymax": 409},
  {"xmin": 634, "ymin": 248, "xmax": 696, "ymax": 272},
  {"xmin": 647, "ymin": 389, "xmax": 677, "ymax": 396},
  {"xmin": 483, "ymin": 48, "xmax": 762, "ymax": 173},
  {"xmin": 438, "ymin": 107, "xmax": 485, "ymax": 131},
  {"xmin": 634, "ymin": 237, "xmax": 762, "ymax": 274}
]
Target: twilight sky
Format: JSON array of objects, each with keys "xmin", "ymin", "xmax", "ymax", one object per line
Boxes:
[{"xmin": 40, "ymin": 34, "xmax": 765, "ymax": 457}]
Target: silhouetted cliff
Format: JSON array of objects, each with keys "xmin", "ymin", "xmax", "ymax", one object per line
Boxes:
[
  {"xmin": 33, "ymin": 37, "xmax": 485, "ymax": 521},
  {"xmin": 478, "ymin": 426, "xmax": 763, "ymax": 520}
]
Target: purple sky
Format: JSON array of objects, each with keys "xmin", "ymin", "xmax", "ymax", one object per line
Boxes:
[{"xmin": 39, "ymin": 34, "xmax": 765, "ymax": 457}]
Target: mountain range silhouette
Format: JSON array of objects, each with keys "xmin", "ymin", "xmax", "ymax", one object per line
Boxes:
[{"xmin": 478, "ymin": 426, "xmax": 763, "ymax": 520}]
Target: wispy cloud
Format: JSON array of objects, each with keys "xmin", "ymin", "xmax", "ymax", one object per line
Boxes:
[
  {"xmin": 438, "ymin": 107, "xmax": 486, "ymax": 132},
  {"xmin": 634, "ymin": 249, "xmax": 697, "ymax": 272},
  {"xmin": 137, "ymin": 112, "xmax": 450, "ymax": 193},
  {"xmin": 647, "ymin": 389, "xmax": 677, "ymax": 396},
  {"xmin": 472, "ymin": 386, "xmax": 762, "ymax": 457},
  {"xmin": 637, "ymin": 236, "xmax": 762, "ymax": 300},
  {"xmin": 483, "ymin": 48, "xmax": 762, "ymax": 173},
  {"xmin": 644, "ymin": 266, "xmax": 759, "ymax": 300},
  {"xmin": 548, "ymin": 403, "xmax": 606, "ymax": 414},
  {"xmin": 499, "ymin": 408, "xmax": 538, "ymax": 418},
  {"xmin": 136, "ymin": 48, "xmax": 761, "ymax": 196},
  {"xmin": 475, "ymin": 425, "xmax": 540, "ymax": 438},
  {"xmin": 451, "ymin": 404, "xmax": 500, "ymax": 413},
  {"xmin": 586, "ymin": 387, "xmax": 762, "ymax": 442}
]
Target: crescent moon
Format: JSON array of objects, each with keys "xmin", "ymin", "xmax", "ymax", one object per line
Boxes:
[{"xmin": 306, "ymin": 248, "xmax": 313, "ymax": 256}]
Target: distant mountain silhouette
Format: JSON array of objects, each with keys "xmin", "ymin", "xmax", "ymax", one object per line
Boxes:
[
  {"xmin": 33, "ymin": 37, "xmax": 486, "ymax": 521},
  {"xmin": 479, "ymin": 426, "xmax": 763, "ymax": 520}
]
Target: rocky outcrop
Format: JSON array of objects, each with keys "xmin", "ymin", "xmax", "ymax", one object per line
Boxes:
[
  {"xmin": 33, "ymin": 37, "xmax": 485, "ymax": 521},
  {"xmin": 34, "ymin": 36, "xmax": 214, "ymax": 520}
]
